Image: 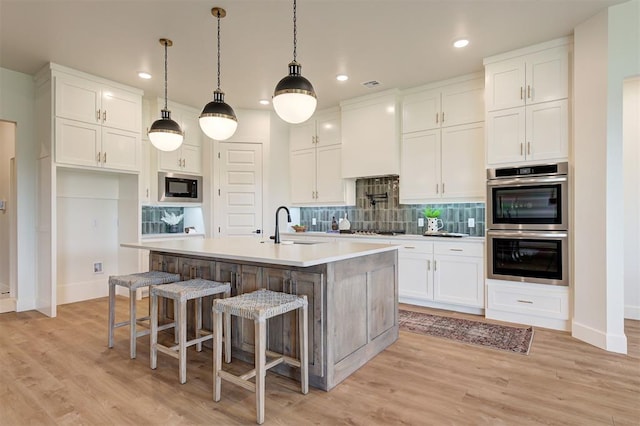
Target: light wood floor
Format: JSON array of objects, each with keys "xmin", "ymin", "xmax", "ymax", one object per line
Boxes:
[{"xmin": 1, "ymin": 298, "xmax": 638, "ymax": 425}]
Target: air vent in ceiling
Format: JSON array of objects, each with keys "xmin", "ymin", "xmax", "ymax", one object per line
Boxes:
[{"xmin": 361, "ymin": 80, "xmax": 381, "ymax": 89}]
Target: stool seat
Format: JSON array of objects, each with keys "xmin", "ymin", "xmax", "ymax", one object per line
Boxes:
[
  {"xmin": 108, "ymin": 271, "xmax": 181, "ymax": 359},
  {"xmin": 150, "ymin": 279, "xmax": 231, "ymax": 384},
  {"xmin": 212, "ymin": 289, "xmax": 309, "ymax": 424}
]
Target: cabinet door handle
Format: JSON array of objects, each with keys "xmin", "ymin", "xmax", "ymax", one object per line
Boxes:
[
  {"xmin": 520, "ymin": 87, "xmax": 524, "ymax": 100},
  {"xmin": 427, "ymin": 260, "xmax": 431, "ymax": 270},
  {"xmin": 520, "ymin": 143, "xmax": 524, "ymax": 156},
  {"xmin": 527, "ymin": 85, "xmax": 531, "ymax": 99},
  {"xmin": 97, "ymin": 152, "xmax": 101, "ymax": 163},
  {"xmin": 527, "ymin": 142, "xmax": 531, "ymax": 155},
  {"xmin": 517, "ymin": 299, "xmax": 533, "ymax": 304},
  {"xmin": 442, "ymin": 183, "xmax": 445, "ymax": 194},
  {"xmin": 96, "ymin": 110, "xmax": 101, "ymax": 121},
  {"xmin": 435, "ymin": 113, "xmax": 439, "ymax": 124},
  {"xmin": 146, "ymin": 189, "xmax": 149, "ymax": 197},
  {"xmin": 436, "ymin": 184, "xmax": 439, "ymax": 194},
  {"xmin": 404, "ymin": 246, "xmax": 415, "ymax": 249},
  {"xmin": 103, "ymin": 110, "xmax": 107, "ymax": 121},
  {"xmin": 441, "ymin": 112, "xmax": 445, "ymax": 123},
  {"xmin": 178, "ymin": 158, "xmax": 182, "ymax": 167},
  {"xmin": 103, "ymin": 152, "xmax": 107, "ymax": 163},
  {"xmin": 434, "ymin": 260, "xmax": 437, "ymax": 271},
  {"xmin": 183, "ymin": 159, "xmax": 186, "ymax": 168},
  {"xmin": 315, "ymin": 136, "xmax": 319, "ymax": 145},
  {"xmin": 449, "ymin": 248, "xmax": 463, "ymax": 252}
]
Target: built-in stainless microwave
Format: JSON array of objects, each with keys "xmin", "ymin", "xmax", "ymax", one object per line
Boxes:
[{"xmin": 158, "ymin": 172, "xmax": 202, "ymax": 203}]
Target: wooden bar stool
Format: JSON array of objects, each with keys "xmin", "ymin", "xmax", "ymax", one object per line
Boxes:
[
  {"xmin": 150, "ymin": 279, "xmax": 231, "ymax": 384},
  {"xmin": 108, "ymin": 271, "xmax": 181, "ymax": 359},
  {"xmin": 212, "ymin": 289, "xmax": 309, "ymax": 425}
]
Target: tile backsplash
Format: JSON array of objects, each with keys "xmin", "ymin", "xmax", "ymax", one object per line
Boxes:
[
  {"xmin": 142, "ymin": 206, "xmax": 185, "ymax": 234},
  {"xmin": 298, "ymin": 176, "xmax": 485, "ymax": 236}
]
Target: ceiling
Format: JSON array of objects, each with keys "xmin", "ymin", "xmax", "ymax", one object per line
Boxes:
[{"xmin": 0, "ymin": 0, "xmax": 623, "ymax": 112}]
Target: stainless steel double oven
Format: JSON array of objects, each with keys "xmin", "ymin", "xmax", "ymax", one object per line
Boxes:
[{"xmin": 486, "ymin": 162, "xmax": 569, "ymax": 286}]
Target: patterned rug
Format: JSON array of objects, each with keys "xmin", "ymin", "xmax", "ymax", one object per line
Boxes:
[{"xmin": 398, "ymin": 309, "xmax": 534, "ymax": 355}]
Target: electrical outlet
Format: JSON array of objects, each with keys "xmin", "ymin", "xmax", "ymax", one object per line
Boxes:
[
  {"xmin": 93, "ymin": 261, "xmax": 103, "ymax": 274},
  {"xmin": 468, "ymin": 218, "xmax": 475, "ymax": 228},
  {"xmin": 418, "ymin": 217, "xmax": 424, "ymax": 227},
  {"xmin": 312, "ymin": 218, "xmax": 317, "ymax": 225}
]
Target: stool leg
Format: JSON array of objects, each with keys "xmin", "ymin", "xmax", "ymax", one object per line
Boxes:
[
  {"xmin": 255, "ymin": 318, "xmax": 266, "ymax": 425},
  {"xmin": 150, "ymin": 293, "xmax": 158, "ymax": 370},
  {"xmin": 196, "ymin": 297, "xmax": 203, "ymax": 352},
  {"xmin": 224, "ymin": 312, "xmax": 231, "ymax": 364},
  {"xmin": 299, "ymin": 303, "xmax": 309, "ymax": 395},
  {"xmin": 174, "ymin": 301, "xmax": 179, "ymax": 345},
  {"xmin": 213, "ymin": 309, "xmax": 222, "ymax": 402},
  {"xmin": 129, "ymin": 288, "xmax": 137, "ymax": 359},
  {"xmin": 179, "ymin": 299, "xmax": 187, "ymax": 384},
  {"xmin": 108, "ymin": 283, "xmax": 115, "ymax": 348}
]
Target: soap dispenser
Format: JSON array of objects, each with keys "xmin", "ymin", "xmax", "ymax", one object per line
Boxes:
[{"xmin": 331, "ymin": 216, "xmax": 338, "ymax": 231}]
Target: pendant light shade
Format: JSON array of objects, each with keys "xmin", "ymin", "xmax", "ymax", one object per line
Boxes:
[
  {"xmin": 149, "ymin": 38, "xmax": 184, "ymax": 152},
  {"xmin": 200, "ymin": 7, "xmax": 238, "ymax": 141},
  {"xmin": 273, "ymin": 0, "xmax": 317, "ymax": 124}
]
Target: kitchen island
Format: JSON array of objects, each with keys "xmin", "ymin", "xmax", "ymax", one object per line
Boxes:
[{"xmin": 122, "ymin": 238, "xmax": 399, "ymax": 391}]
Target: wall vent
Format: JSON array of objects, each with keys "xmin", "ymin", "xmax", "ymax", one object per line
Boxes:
[{"xmin": 361, "ymin": 80, "xmax": 381, "ymax": 89}]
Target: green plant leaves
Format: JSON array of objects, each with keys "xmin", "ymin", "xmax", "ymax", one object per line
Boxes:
[{"xmin": 423, "ymin": 208, "xmax": 441, "ymax": 218}]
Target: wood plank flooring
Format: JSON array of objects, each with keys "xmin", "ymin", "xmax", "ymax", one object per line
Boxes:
[{"xmin": 0, "ymin": 298, "xmax": 638, "ymax": 425}]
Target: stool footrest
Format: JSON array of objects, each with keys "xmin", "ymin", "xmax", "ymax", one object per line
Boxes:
[
  {"xmin": 265, "ymin": 350, "xmax": 301, "ymax": 368},
  {"xmin": 218, "ymin": 370, "xmax": 256, "ymax": 392},
  {"xmin": 158, "ymin": 334, "xmax": 214, "ymax": 353}
]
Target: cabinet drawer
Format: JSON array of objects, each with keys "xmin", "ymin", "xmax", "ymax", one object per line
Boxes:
[
  {"xmin": 434, "ymin": 241, "xmax": 483, "ymax": 257},
  {"xmin": 487, "ymin": 282, "xmax": 569, "ymax": 320},
  {"xmin": 397, "ymin": 240, "xmax": 433, "ymax": 254}
]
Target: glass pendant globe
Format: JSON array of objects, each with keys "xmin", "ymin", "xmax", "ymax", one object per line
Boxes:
[
  {"xmin": 149, "ymin": 130, "xmax": 184, "ymax": 152},
  {"xmin": 273, "ymin": 92, "xmax": 317, "ymax": 124},
  {"xmin": 199, "ymin": 115, "xmax": 238, "ymax": 141}
]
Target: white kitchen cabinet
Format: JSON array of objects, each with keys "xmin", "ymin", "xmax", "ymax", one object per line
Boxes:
[
  {"xmin": 289, "ymin": 110, "xmax": 340, "ymax": 151},
  {"xmin": 486, "ymin": 279, "xmax": 570, "ymax": 331},
  {"xmin": 398, "ymin": 239, "xmax": 485, "ymax": 312},
  {"xmin": 484, "ymin": 37, "xmax": 570, "ymax": 166},
  {"xmin": 289, "ymin": 109, "xmax": 354, "ymax": 205},
  {"xmin": 400, "ymin": 122, "xmax": 484, "ymax": 203},
  {"xmin": 156, "ymin": 101, "xmax": 202, "ymax": 175},
  {"xmin": 486, "ymin": 99, "xmax": 568, "ymax": 165},
  {"xmin": 139, "ymin": 138, "xmax": 151, "ymax": 203},
  {"xmin": 341, "ymin": 90, "xmax": 401, "ymax": 178},
  {"xmin": 53, "ymin": 71, "xmax": 142, "ymax": 172},
  {"xmin": 484, "ymin": 45, "xmax": 569, "ymax": 112},
  {"xmin": 402, "ymin": 76, "xmax": 484, "ymax": 133}
]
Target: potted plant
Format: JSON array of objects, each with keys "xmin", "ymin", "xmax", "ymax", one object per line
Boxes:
[
  {"xmin": 422, "ymin": 208, "xmax": 444, "ymax": 233},
  {"xmin": 423, "ymin": 208, "xmax": 441, "ymax": 219}
]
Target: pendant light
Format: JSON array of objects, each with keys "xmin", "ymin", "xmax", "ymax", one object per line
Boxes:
[
  {"xmin": 272, "ymin": 0, "xmax": 317, "ymax": 124},
  {"xmin": 199, "ymin": 7, "xmax": 238, "ymax": 141},
  {"xmin": 148, "ymin": 39, "xmax": 184, "ymax": 152}
]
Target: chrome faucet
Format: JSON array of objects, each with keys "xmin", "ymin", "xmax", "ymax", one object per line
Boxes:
[{"xmin": 274, "ymin": 206, "xmax": 291, "ymax": 244}]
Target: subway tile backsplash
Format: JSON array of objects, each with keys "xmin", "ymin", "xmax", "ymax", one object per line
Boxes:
[{"xmin": 298, "ymin": 176, "xmax": 485, "ymax": 236}]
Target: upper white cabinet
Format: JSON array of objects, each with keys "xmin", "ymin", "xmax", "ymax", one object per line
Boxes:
[
  {"xmin": 289, "ymin": 109, "xmax": 355, "ymax": 205},
  {"xmin": 400, "ymin": 75, "xmax": 485, "ymax": 203},
  {"xmin": 52, "ymin": 66, "xmax": 142, "ymax": 172},
  {"xmin": 402, "ymin": 77, "xmax": 484, "ymax": 133},
  {"xmin": 484, "ymin": 38, "xmax": 570, "ymax": 166},
  {"xmin": 341, "ymin": 90, "xmax": 401, "ymax": 178},
  {"xmin": 155, "ymin": 101, "xmax": 202, "ymax": 175}
]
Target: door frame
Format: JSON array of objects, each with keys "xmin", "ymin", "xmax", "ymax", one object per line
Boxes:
[{"xmin": 0, "ymin": 120, "xmax": 17, "ymax": 313}]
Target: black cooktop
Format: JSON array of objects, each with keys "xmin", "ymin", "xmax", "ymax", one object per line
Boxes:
[{"xmin": 339, "ymin": 229, "xmax": 406, "ymax": 236}]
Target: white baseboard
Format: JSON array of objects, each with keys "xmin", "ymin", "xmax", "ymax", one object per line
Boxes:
[
  {"xmin": 485, "ymin": 308, "xmax": 570, "ymax": 331},
  {"xmin": 0, "ymin": 297, "xmax": 16, "ymax": 313},
  {"xmin": 399, "ymin": 296, "xmax": 484, "ymax": 316},
  {"xmin": 57, "ymin": 279, "xmax": 108, "ymax": 305},
  {"xmin": 624, "ymin": 304, "xmax": 640, "ymax": 320},
  {"xmin": 571, "ymin": 320, "xmax": 628, "ymax": 354}
]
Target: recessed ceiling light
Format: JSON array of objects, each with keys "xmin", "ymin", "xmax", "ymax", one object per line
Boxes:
[
  {"xmin": 138, "ymin": 71, "xmax": 152, "ymax": 79},
  {"xmin": 453, "ymin": 39, "xmax": 469, "ymax": 48},
  {"xmin": 336, "ymin": 74, "xmax": 349, "ymax": 82},
  {"xmin": 259, "ymin": 99, "xmax": 270, "ymax": 105}
]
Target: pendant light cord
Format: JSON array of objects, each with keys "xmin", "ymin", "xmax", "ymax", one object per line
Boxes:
[
  {"xmin": 163, "ymin": 40, "xmax": 168, "ymax": 111},
  {"xmin": 217, "ymin": 10, "xmax": 221, "ymax": 91},
  {"xmin": 292, "ymin": 0, "xmax": 297, "ymax": 62}
]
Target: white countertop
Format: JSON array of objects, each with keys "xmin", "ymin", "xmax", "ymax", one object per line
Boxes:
[
  {"xmin": 122, "ymin": 237, "xmax": 399, "ymax": 267},
  {"xmin": 282, "ymin": 231, "xmax": 485, "ymax": 243}
]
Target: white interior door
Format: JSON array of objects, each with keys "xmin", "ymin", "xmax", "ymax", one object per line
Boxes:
[{"xmin": 217, "ymin": 142, "xmax": 263, "ymax": 237}]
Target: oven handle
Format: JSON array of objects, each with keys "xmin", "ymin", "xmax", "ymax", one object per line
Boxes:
[
  {"xmin": 486, "ymin": 176, "xmax": 567, "ymax": 186},
  {"xmin": 487, "ymin": 230, "xmax": 568, "ymax": 239}
]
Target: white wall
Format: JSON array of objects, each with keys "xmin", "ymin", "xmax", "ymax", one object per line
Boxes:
[
  {"xmin": 573, "ymin": 0, "xmax": 639, "ymax": 353},
  {"xmin": 623, "ymin": 77, "xmax": 640, "ymax": 319},
  {"xmin": 0, "ymin": 121, "xmax": 16, "ymax": 292},
  {"xmin": 0, "ymin": 67, "xmax": 37, "ymax": 312}
]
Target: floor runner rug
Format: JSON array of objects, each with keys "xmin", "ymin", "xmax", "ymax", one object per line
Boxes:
[{"xmin": 398, "ymin": 309, "xmax": 534, "ymax": 354}]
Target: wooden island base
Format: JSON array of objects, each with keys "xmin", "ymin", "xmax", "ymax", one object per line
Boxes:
[{"xmin": 149, "ymin": 249, "xmax": 398, "ymax": 391}]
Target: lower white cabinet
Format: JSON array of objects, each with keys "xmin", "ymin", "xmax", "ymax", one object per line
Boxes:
[
  {"xmin": 485, "ymin": 279, "xmax": 570, "ymax": 331},
  {"xmin": 398, "ymin": 239, "xmax": 484, "ymax": 311}
]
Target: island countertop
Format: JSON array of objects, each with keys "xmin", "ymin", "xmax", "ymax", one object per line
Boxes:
[{"xmin": 122, "ymin": 237, "xmax": 399, "ymax": 267}]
